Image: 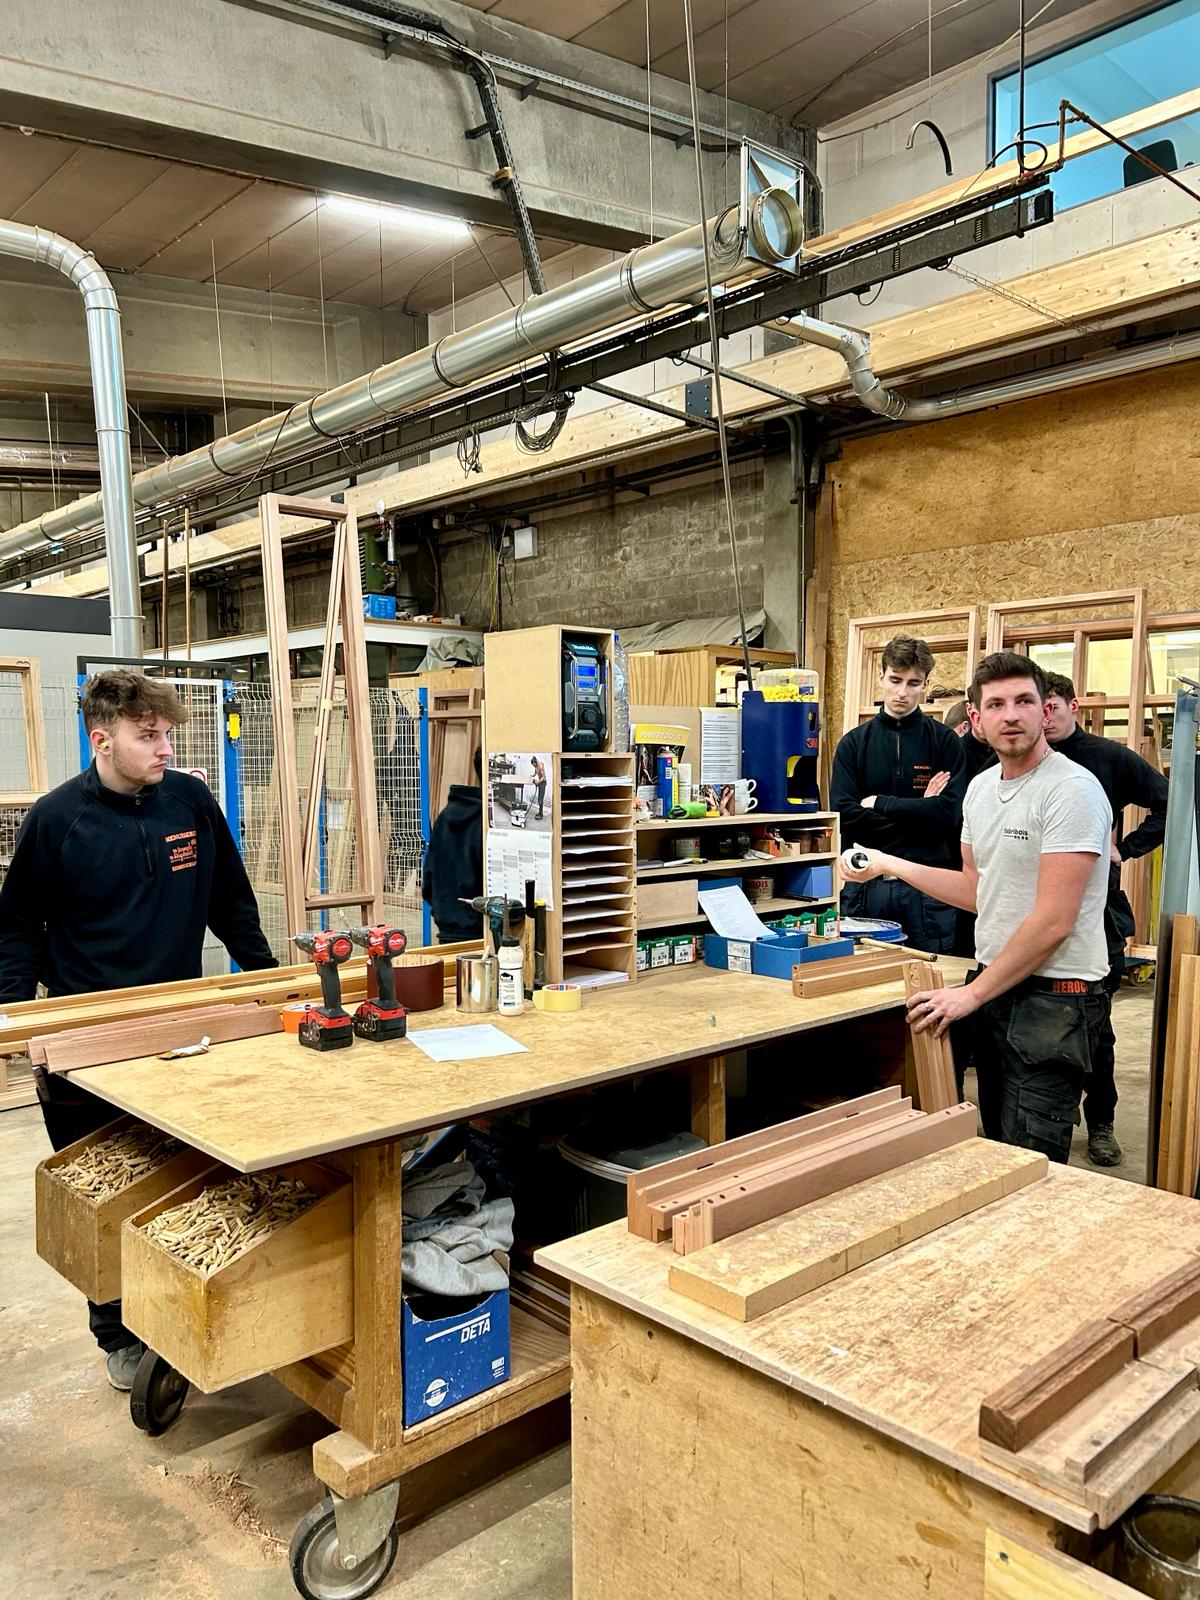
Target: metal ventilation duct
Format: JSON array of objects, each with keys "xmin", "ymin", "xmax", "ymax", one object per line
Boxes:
[
  {"xmin": 0, "ymin": 222, "xmax": 140, "ymax": 653},
  {"xmin": 0, "ymin": 191, "xmax": 803, "ymax": 567}
]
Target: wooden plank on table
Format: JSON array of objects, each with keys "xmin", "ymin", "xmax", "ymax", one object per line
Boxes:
[
  {"xmin": 33, "ymin": 1004, "xmax": 283, "ymax": 1072},
  {"xmin": 641, "ymin": 1101, "xmax": 921, "ymax": 1243},
  {"xmin": 979, "ymin": 1321, "xmax": 1137, "ymax": 1454},
  {"xmin": 1174, "ymin": 955, "xmax": 1200, "ymax": 1199},
  {"xmin": 984, "ymin": 1528, "xmax": 1149, "ymax": 1599},
  {"xmin": 671, "ymin": 1102, "xmax": 978, "ymax": 1254},
  {"xmin": 1107, "ymin": 1260, "xmax": 1200, "ymax": 1355},
  {"xmin": 626, "ymin": 1084, "xmax": 905, "ymax": 1239},
  {"xmin": 793, "ymin": 957, "xmax": 906, "ymax": 998},
  {"xmin": 1157, "ymin": 914, "xmax": 1199, "ymax": 1189},
  {"xmin": 980, "ymin": 1354, "xmax": 1200, "ymax": 1517},
  {"xmin": 668, "ymin": 1139, "xmax": 1047, "ymax": 1321},
  {"xmin": 904, "ymin": 962, "xmax": 960, "ymax": 1112}
]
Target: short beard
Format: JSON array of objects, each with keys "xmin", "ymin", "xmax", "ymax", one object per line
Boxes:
[
  {"xmin": 987, "ymin": 726, "xmax": 1042, "ymax": 760},
  {"xmin": 112, "ymin": 749, "xmax": 164, "ymax": 789}
]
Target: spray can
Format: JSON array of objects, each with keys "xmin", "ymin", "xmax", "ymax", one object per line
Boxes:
[{"xmin": 497, "ymin": 937, "xmax": 525, "ymax": 1016}]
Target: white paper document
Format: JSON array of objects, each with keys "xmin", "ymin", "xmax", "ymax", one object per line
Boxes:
[
  {"xmin": 560, "ymin": 775, "xmax": 633, "ymax": 788},
  {"xmin": 699, "ymin": 707, "xmax": 740, "ymax": 784},
  {"xmin": 697, "ymin": 883, "xmax": 774, "ymax": 942},
  {"xmin": 406, "ymin": 1024, "xmax": 530, "ymax": 1063}
]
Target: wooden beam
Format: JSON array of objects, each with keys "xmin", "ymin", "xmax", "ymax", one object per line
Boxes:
[
  {"xmin": 978, "ymin": 1321, "xmax": 1136, "ymax": 1453},
  {"xmin": 806, "ymin": 86, "xmax": 1200, "ymax": 262}
]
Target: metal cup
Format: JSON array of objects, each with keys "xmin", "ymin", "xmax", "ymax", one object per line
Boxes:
[{"xmin": 456, "ymin": 955, "xmax": 499, "ymax": 1012}]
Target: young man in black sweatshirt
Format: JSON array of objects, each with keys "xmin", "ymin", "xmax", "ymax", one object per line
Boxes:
[
  {"xmin": 0, "ymin": 670, "xmax": 277, "ymax": 1390},
  {"xmin": 831, "ymin": 635, "xmax": 966, "ymax": 952},
  {"xmin": 1044, "ymin": 671, "xmax": 1168, "ymax": 1168}
]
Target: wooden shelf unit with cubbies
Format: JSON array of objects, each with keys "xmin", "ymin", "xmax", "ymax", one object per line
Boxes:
[
  {"xmin": 484, "ymin": 624, "xmax": 638, "ymax": 986},
  {"xmin": 635, "ymin": 812, "xmax": 841, "ymax": 949}
]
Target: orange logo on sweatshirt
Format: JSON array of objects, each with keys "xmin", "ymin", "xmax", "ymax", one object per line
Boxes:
[{"xmin": 165, "ymin": 830, "xmax": 198, "ymax": 872}]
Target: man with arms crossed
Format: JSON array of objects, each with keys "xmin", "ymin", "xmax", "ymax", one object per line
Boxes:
[
  {"xmin": 1044, "ymin": 671, "xmax": 1168, "ymax": 1167},
  {"xmin": 843, "ymin": 652, "xmax": 1111, "ymax": 1163},
  {"xmin": 831, "ymin": 635, "xmax": 965, "ymax": 953},
  {"xmin": 0, "ymin": 671, "xmax": 277, "ymax": 1389}
]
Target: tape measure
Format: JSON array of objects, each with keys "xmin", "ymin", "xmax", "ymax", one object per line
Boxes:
[{"xmin": 532, "ymin": 984, "xmax": 581, "ymax": 1013}]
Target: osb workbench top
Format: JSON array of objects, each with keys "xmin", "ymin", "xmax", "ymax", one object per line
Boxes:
[
  {"xmin": 72, "ymin": 959, "xmax": 969, "ymax": 1171},
  {"xmin": 538, "ymin": 1163, "xmax": 1200, "ymax": 1533}
]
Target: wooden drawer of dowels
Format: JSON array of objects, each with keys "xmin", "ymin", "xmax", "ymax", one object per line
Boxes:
[
  {"xmin": 121, "ymin": 1159, "xmax": 353, "ymax": 1392},
  {"xmin": 36, "ymin": 1116, "xmax": 214, "ymax": 1304}
]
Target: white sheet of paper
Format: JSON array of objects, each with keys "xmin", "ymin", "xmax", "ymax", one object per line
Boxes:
[
  {"xmin": 406, "ymin": 1024, "xmax": 530, "ymax": 1063},
  {"xmin": 697, "ymin": 883, "xmax": 774, "ymax": 942},
  {"xmin": 561, "ymin": 775, "xmax": 633, "ymax": 788}
]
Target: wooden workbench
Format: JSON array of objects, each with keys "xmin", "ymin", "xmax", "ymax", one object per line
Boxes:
[
  {"xmin": 75, "ymin": 959, "xmax": 969, "ymax": 1171},
  {"xmin": 54, "ymin": 959, "xmax": 968, "ymax": 1566},
  {"xmin": 537, "ymin": 1165, "xmax": 1200, "ymax": 1600}
]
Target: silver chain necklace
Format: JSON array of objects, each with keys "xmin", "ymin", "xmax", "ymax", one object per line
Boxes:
[{"xmin": 997, "ymin": 746, "xmax": 1053, "ymax": 803}]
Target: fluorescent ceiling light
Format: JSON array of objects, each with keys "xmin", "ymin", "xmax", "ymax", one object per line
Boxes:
[{"xmin": 321, "ymin": 195, "xmax": 469, "ymax": 237}]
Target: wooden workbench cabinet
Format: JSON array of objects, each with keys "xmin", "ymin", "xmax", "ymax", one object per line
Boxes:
[{"xmin": 569, "ymin": 1289, "xmax": 1073, "ymax": 1600}]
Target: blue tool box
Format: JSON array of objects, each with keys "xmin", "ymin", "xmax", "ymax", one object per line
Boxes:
[{"xmin": 705, "ymin": 929, "xmax": 855, "ymax": 980}]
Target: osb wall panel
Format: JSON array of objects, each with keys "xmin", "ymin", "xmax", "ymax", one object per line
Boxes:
[{"xmin": 824, "ymin": 360, "xmax": 1200, "ymax": 731}]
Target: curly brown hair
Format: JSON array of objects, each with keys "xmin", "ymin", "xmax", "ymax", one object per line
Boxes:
[{"xmin": 81, "ymin": 670, "xmax": 188, "ymax": 734}]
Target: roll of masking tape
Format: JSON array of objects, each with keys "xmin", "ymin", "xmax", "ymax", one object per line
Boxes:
[{"xmin": 532, "ymin": 984, "xmax": 581, "ymax": 1013}]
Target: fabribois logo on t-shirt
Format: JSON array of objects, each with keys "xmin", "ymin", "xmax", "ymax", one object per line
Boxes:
[{"xmin": 1002, "ymin": 826, "xmax": 1030, "ymax": 842}]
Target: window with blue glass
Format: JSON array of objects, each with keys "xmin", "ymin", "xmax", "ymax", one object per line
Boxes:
[{"xmin": 991, "ymin": 0, "xmax": 1200, "ymax": 210}]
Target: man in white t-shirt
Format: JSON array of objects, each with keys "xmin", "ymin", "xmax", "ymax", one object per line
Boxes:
[{"xmin": 842, "ymin": 651, "xmax": 1112, "ymax": 1162}]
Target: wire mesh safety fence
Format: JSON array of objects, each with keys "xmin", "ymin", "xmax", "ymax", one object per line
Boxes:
[
  {"xmin": 235, "ymin": 682, "xmax": 426, "ymax": 963},
  {"xmin": 0, "ymin": 675, "xmax": 428, "ymax": 972}
]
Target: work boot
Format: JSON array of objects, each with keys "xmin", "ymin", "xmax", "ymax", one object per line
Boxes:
[
  {"xmin": 1087, "ymin": 1124, "xmax": 1123, "ymax": 1168},
  {"xmin": 105, "ymin": 1341, "xmax": 145, "ymax": 1392}
]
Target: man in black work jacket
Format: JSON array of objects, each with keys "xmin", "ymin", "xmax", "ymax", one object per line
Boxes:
[
  {"xmin": 1044, "ymin": 671, "xmax": 1168, "ymax": 1169},
  {"xmin": 831, "ymin": 635, "xmax": 966, "ymax": 952},
  {"xmin": 0, "ymin": 670, "xmax": 277, "ymax": 1390}
]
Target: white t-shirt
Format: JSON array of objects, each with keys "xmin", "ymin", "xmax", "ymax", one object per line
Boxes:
[{"xmin": 960, "ymin": 749, "xmax": 1111, "ymax": 981}]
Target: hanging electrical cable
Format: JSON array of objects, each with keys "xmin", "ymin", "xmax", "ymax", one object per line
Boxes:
[{"xmin": 680, "ymin": 0, "xmax": 754, "ymax": 685}]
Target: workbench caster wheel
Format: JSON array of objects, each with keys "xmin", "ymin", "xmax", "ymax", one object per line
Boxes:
[
  {"xmin": 129, "ymin": 1349, "xmax": 189, "ymax": 1436},
  {"xmin": 290, "ymin": 1495, "xmax": 398, "ymax": 1600}
]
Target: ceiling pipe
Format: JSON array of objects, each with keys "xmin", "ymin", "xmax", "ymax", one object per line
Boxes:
[
  {"xmin": 770, "ymin": 313, "xmax": 1200, "ymax": 425},
  {"xmin": 0, "ymin": 222, "xmax": 141, "ymax": 653},
  {"xmin": 0, "ymin": 191, "xmax": 803, "ymax": 564}
]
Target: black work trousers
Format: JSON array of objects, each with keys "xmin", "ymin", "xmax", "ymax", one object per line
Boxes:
[
  {"xmin": 840, "ymin": 877, "xmax": 957, "ymax": 954},
  {"xmin": 35, "ymin": 1068, "xmax": 138, "ymax": 1354},
  {"xmin": 1080, "ymin": 956, "xmax": 1123, "ymax": 1130},
  {"xmin": 973, "ymin": 985, "xmax": 1108, "ymax": 1164}
]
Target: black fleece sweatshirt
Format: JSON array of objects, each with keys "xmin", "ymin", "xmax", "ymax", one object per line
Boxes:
[
  {"xmin": 422, "ymin": 783, "xmax": 484, "ymax": 943},
  {"xmin": 831, "ymin": 707, "xmax": 966, "ymax": 866},
  {"xmin": 0, "ymin": 765, "xmax": 277, "ymax": 1000},
  {"xmin": 1049, "ymin": 725, "xmax": 1168, "ymax": 863}
]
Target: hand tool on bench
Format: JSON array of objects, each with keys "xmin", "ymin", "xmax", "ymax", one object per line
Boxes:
[
  {"xmin": 460, "ymin": 894, "xmax": 526, "ymax": 958},
  {"xmin": 293, "ymin": 930, "xmax": 355, "ymax": 1051},
  {"xmin": 348, "ymin": 925, "xmax": 409, "ymax": 1041}
]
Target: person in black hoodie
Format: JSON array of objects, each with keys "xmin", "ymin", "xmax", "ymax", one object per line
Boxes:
[
  {"xmin": 1044, "ymin": 671, "xmax": 1168, "ymax": 1169},
  {"xmin": 831, "ymin": 635, "xmax": 966, "ymax": 952},
  {"xmin": 0, "ymin": 670, "xmax": 277, "ymax": 1391},
  {"xmin": 422, "ymin": 746, "xmax": 484, "ymax": 943}
]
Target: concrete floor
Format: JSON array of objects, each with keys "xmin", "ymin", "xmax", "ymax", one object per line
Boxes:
[{"xmin": 0, "ymin": 983, "xmax": 1156, "ymax": 1598}]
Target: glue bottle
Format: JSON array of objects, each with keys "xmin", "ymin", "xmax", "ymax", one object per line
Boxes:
[{"xmin": 497, "ymin": 936, "xmax": 525, "ymax": 1016}]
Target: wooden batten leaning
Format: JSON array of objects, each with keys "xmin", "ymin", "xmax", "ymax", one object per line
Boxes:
[{"xmin": 258, "ymin": 494, "xmax": 383, "ymax": 953}]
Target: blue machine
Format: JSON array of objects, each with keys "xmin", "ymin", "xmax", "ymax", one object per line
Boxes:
[{"xmin": 740, "ymin": 691, "xmax": 821, "ymax": 814}]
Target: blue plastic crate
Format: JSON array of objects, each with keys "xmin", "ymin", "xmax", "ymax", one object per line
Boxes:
[{"xmin": 363, "ymin": 594, "xmax": 397, "ymax": 620}]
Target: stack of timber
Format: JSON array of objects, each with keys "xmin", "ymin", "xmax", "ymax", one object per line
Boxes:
[
  {"xmin": 0, "ymin": 941, "xmax": 474, "ymax": 1080},
  {"xmin": 667, "ymin": 1139, "xmax": 1046, "ymax": 1321},
  {"xmin": 626, "ymin": 1086, "xmax": 980, "ymax": 1255},
  {"xmin": 788, "ymin": 948, "xmax": 909, "ymax": 998},
  {"xmin": 1157, "ymin": 914, "xmax": 1200, "ymax": 1195},
  {"xmin": 978, "ymin": 1260, "xmax": 1200, "ymax": 1511},
  {"xmin": 903, "ymin": 963, "xmax": 960, "ymax": 1112}
]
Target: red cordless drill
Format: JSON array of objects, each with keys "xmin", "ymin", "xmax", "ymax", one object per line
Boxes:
[
  {"xmin": 348, "ymin": 925, "xmax": 409, "ymax": 1041},
  {"xmin": 293, "ymin": 930, "xmax": 355, "ymax": 1051}
]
